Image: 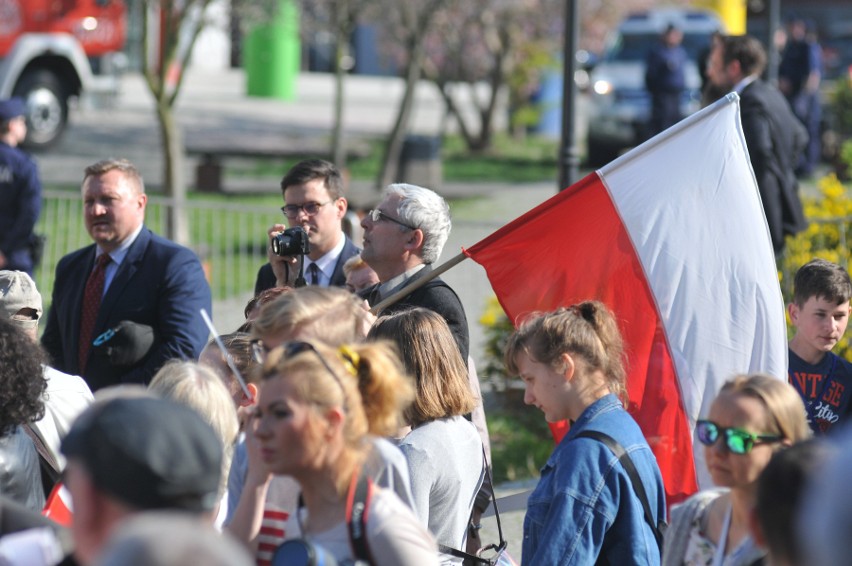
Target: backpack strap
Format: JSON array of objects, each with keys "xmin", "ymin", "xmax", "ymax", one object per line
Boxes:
[
  {"xmin": 575, "ymin": 430, "xmax": 665, "ymax": 549},
  {"xmin": 346, "ymin": 466, "xmax": 375, "ymax": 564}
]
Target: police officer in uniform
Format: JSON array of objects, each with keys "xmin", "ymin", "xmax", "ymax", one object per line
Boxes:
[{"xmin": 0, "ymin": 98, "xmax": 42, "ymax": 275}]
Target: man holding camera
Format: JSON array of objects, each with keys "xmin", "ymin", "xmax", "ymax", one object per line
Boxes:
[{"xmin": 255, "ymin": 159, "xmax": 359, "ymax": 293}]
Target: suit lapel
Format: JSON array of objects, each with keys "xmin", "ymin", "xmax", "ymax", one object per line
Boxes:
[{"xmin": 329, "ymin": 236, "xmax": 360, "ymax": 287}]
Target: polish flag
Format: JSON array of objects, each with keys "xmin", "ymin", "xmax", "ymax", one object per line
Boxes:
[{"xmin": 463, "ymin": 94, "xmax": 787, "ymax": 504}]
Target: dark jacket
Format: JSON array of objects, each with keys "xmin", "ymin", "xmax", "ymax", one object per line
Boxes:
[
  {"xmin": 739, "ymin": 79, "xmax": 808, "ymax": 253},
  {"xmin": 0, "ymin": 142, "xmax": 41, "ymax": 274},
  {"xmin": 41, "ymin": 228, "xmax": 212, "ymax": 391},
  {"xmin": 361, "ymin": 265, "xmax": 470, "ymax": 363},
  {"xmin": 254, "ymin": 235, "xmax": 360, "ymax": 295}
]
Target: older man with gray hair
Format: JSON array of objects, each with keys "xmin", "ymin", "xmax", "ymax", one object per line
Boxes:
[{"xmin": 359, "ymin": 183, "xmax": 469, "ymax": 364}]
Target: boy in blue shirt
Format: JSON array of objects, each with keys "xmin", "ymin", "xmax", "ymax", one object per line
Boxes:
[{"xmin": 788, "ymin": 258, "xmax": 852, "ymax": 434}]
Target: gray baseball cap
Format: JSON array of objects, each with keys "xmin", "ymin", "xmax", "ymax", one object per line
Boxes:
[{"xmin": 0, "ymin": 270, "xmax": 42, "ymax": 330}]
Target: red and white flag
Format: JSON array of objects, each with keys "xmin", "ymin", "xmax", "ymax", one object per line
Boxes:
[{"xmin": 464, "ymin": 93, "xmax": 787, "ymax": 504}]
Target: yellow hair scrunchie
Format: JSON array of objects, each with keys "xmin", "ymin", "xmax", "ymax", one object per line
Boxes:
[{"xmin": 338, "ymin": 345, "xmax": 361, "ymax": 376}]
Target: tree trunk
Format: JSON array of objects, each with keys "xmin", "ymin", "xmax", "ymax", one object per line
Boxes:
[
  {"xmin": 331, "ymin": 0, "xmax": 349, "ymax": 169},
  {"xmin": 373, "ymin": 0, "xmax": 448, "ymax": 191},
  {"xmin": 156, "ymin": 100, "xmax": 189, "ymax": 246}
]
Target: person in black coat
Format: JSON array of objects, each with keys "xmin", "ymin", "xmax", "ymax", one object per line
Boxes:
[
  {"xmin": 645, "ymin": 24, "xmax": 688, "ymax": 136},
  {"xmin": 707, "ymin": 35, "xmax": 808, "ymax": 255},
  {"xmin": 255, "ymin": 159, "xmax": 359, "ymax": 293},
  {"xmin": 359, "ymin": 183, "xmax": 469, "ymax": 364},
  {"xmin": 0, "ymin": 98, "xmax": 42, "ymax": 276}
]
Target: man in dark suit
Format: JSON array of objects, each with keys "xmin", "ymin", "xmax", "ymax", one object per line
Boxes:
[
  {"xmin": 41, "ymin": 159, "xmax": 211, "ymax": 392},
  {"xmin": 359, "ymin": 183, "xmax": 469, "ymax": 363},
  {"xmin": 255, "ymin": 159, "xmax": 359, "ymax": 293},
  {"xmin": 707, "ymin": 34, "xmax": 808, "ymax": 255}
]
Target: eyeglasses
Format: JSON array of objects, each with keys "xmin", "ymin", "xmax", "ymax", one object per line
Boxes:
[
  {"xmin": 255, "ymin": 340, "xmax": 347, "ymax": 411},
  {"xmin": 695, "ymin": 419, "xmax": 782, "ymax": 454},
  {"xmin": 366, "ymin": 208, "xmax": 416, "ymax": 230},
  {"xmin": 281, "ymin": 201, "xmax": 332, "ymax": 218}
]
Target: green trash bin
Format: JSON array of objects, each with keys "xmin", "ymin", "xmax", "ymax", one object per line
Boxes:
[{"xmin": 244, "ymin": 0, "xmax": 300, "ymax": 100}]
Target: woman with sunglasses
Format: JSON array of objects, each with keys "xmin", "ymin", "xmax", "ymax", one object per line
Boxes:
[
  {"xmin": 249, "ymin": 340, "xmax": 438, "ymax": 565},
  {"xmin": 504, "ymin": 301, "xmax": 666, "ymax": 565},
  {"xmin": 662, "ymin": 374, "xmax": 809, "ymax": 566}
]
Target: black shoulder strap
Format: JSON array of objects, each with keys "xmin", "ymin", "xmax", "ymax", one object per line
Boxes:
[
  {"xmin": 438, "ymin": 445, "xmax": 507, "ymax": 565},
  {"xmin": 575, "ymin": 430, "xmax": 664, "ymax": 549},
  {"xmin": 346, "ymin": 466, "xmax": 375, "ymax": 564}
]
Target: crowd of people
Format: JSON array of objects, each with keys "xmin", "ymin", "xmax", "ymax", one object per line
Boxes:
[{"xmin": 0, "ymin": 24, "xmax": 849, "ymax": 566}]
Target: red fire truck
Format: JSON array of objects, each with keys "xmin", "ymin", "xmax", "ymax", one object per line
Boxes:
[{"xmin": 0, "ymin": 0, "xmax": 127, "ymax": 149}]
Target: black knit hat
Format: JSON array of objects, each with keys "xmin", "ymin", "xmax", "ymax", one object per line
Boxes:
[{"xmin": 61, "ymin": 397, "xmax": 222, "ymax": 513}]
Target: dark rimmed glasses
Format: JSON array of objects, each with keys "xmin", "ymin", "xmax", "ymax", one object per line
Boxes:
[
  {"xmin": 366, "ymin": 208, "xmax": 416, "ymax": 230},
  {"xmin": 253, "ymin": 340, "xmax": 347, "ymax": 410},
  {"xmin": 281, "ymin": 201, "xmax": 332, "ymax": 218},
  {"xmin": 695, "ymin": 419, "xmax": 782, "ymax": 454}
]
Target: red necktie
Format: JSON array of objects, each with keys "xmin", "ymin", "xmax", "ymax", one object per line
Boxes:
[{"xmin": 78, "ymin": 253, "xmax": 111, "ymax": 372}]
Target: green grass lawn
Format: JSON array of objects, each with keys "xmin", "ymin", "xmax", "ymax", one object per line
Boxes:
[{"xmin": 225, "ymin": 133, "xmax": 560, "ymax": 185}]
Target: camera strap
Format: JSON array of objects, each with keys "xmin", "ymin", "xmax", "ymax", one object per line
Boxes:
[{"xmin": 346, "ymin": 466, "xmax": 374, "ymax": 564}]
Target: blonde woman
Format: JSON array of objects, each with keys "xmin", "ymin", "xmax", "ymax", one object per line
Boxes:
[
  {"xmin": 148, "ymin": 361, "xmax": 240, "ymax": 528},
  {"xmin": 662, "ymin": 374, "xmax": 810, "ymax": 566},
  {"xmin": 251, "ymin": 340, "xmax": 437, "ymax": 565}
]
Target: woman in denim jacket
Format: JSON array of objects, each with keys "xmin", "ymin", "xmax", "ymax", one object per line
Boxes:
[{"xmin": 505, "ymin": 301, "xmax": 666, "ymax": 565}]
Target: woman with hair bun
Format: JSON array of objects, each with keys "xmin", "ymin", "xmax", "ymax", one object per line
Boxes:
[
  {"xmin": 504, "ymin": 300, "xmax": 666, "ymax": 565},
  {"xmin": 250, "ymin": 340, "xmax": 437, "ymax": 565}
]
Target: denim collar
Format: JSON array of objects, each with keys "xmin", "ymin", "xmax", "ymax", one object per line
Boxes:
[{"xmin": 563, "ymin": 393, "xmax": 622, "ymax": 442}]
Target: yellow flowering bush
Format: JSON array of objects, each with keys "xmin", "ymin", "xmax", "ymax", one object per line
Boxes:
[
  {"xmin": 780, "ymin": 172, "xmax": 852, "ymax": 359},
  {"xmin": 480, "ymin": 296, "xmax": 516, "ymax": 389}
]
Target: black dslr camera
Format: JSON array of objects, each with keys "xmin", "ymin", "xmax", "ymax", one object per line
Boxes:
[{"xmin": 271, "ymin": 227, "xmax": 310, "ymax": 256}]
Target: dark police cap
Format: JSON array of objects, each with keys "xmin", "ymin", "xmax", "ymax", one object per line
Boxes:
[
  {"xmin": 0, "ymin": 98, "xmax": 26, "ymax": 121},
  {"xmin": 61, "ymin": 397, "xmax": 222, "ymax": 513}
]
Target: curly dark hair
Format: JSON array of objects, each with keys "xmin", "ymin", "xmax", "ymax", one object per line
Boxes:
[{"xmin": 0, "ymin": 318, "xmax": 47, "ymax": 437}]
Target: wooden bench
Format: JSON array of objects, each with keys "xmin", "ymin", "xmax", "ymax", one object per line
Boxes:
[{"xmin": 186, "ymin": 139, "xmax": 371, "ymax": 193}]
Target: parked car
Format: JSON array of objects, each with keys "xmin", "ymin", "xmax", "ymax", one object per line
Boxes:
[{"xmin": 586, "ymin": 8, "xmax": 723, "ymax": 166}]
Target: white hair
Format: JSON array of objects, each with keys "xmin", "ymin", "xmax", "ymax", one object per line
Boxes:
[{"xmin": 385, "ymin": 183, "xmax": 451, "ymax": 264}]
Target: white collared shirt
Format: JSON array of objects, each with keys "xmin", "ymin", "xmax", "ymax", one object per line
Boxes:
[
  {"xmin": 95, "ymin": 223, "xmax": 144, "ymax": 296},
  {"xmin": 733, "ymin": 74, "xmax": 757, "ymax": 94},
  {"xmin": 305, "ymin": 232, "xmax": 346, "ymax": 287}
]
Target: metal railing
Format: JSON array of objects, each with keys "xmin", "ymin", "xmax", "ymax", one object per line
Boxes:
[{"xmin": 34, "ymin": 190, "xmax": 281, "ymax": 303}]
